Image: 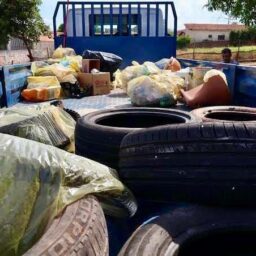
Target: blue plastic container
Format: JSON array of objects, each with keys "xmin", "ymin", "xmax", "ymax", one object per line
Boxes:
[
  {"xmin": 0, "ymin": 67, "xmax": 4, "ymax": 107},
  {"xmin": 2, "ymin": 63, "xmax": 31, "ymax": 107}
]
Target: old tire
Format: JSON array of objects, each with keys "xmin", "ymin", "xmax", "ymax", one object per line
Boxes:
[
  {"xmin": 64, "ymin": 108, "xmax": 81, "ymax": 122},
  {"xmin": 24, "ymin": 195, "xmax": 108, "ymax": 256},
  {"xmin": 118, "ymin": 205, "xmax": 256, "ymax": 256},
  {"xmin": 75, "ymin": 108, "xmax": 194, "ymax": 169},
  {"xmin": 191, "ymin": 106, "xmax": 256, "ymax": 123},
  {"xmin": 120, "ymin": 122, "xmax": 256, "ymax": 205}
]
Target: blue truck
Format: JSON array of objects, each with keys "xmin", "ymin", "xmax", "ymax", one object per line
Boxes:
[
  {"xmin": 0, "ymin": 1, "xmax": 255, "ymax": 109},
  {"xmin": 1, "ymin": 1, "xmax": 256, "ymax": 255}
]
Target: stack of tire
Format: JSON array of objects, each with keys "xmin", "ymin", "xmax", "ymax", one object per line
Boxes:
[
  {"xmin": 75, "ymin": 108, "xmax": 195, "ymax": 170},
  {"xmin": 75, "ymin": 106, "xmax": 256, "ymax": 256}
]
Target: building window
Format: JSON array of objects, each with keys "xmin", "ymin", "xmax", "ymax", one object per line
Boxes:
[
  {"xmin": 90, "ymin": 14, "xmax": 140, "ymax": 36},
  {"xmin": 218, "ymin": 35, "xmax": 225, "ymax": 41},
  {"xmin": 208, "ymin": 34, "xmax": 212, "ymax": 39}
]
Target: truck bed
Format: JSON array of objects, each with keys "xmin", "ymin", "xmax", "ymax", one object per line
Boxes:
[
  {"xmin": 15, "ymin": 89, "xmax": 131, "ymax": 115},
  {"xmin": 14, "ymin": 89, "xmax": 191, "ymax": 115}
]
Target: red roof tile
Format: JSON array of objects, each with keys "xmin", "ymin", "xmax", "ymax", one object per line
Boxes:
[{"xmin": 185, "ymin": 23, "xmax": 246, "ymax": 31}]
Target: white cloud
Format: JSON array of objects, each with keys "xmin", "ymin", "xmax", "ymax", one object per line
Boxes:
[{"xmin": 173, "ymin": 0, "xmax": 230, "ymax": 29}]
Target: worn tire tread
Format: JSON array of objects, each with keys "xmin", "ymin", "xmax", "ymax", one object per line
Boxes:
[
  {"xmin": 119, "ymin": 123, "xmax": 256, "ymax": 205},
  {"xmin": 24, "ymin": 196, "xmax": 108, "ymax": 256}
]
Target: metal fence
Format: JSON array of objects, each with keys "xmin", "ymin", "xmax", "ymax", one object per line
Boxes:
[
  {"xmin": 54, "ymin": 1, "xmax": 177, "ymax": 37},
  {"xmin": 53, "ymin": 1, "xmax": 177, "ymax": 66},
  {"xmin": 9, "ymin": 38, "xmax": 27, "ymax": 50},
  {"xmin": 0, "ymin": 67, "xmax": 4, "ymax": 107}
]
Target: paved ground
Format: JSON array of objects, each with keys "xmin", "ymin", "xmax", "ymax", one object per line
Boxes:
[{"xmin": 62, "ymin": 90, "xmax": 131, "ymax": 116}]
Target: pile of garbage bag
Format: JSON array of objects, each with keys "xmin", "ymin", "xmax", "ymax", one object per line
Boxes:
[
  {"xmin": 22, "ymin": 46, "xmax": 83, "ymax": 102},
  {"xmin": 127, "ymin": 72, "xmax": 184, "ymax": 107},
  {"xmin": 52, "ymin": 47, "xmax": 76, "ymax": 59},
  {"xmin": 23, "ymin": 47, "xmax": 124, "ymax": 101},
  {"xmin": 114, "ymin": 61, "xmax": 161, "ymax": 91},
  {"xmin": 114, "ymin": 58, "xmax": 185, "ymax": 107},
  {"xmin": 83, "ymin": 50, "xmax": 123, "ymax": 80},
  {"xmin": 0, "ymin": 133, "xmax": 137, "ymax": 256}
]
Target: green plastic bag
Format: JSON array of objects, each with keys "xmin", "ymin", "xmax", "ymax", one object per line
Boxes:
[
  {"xmin": 0, "ymin": 106, "xmax": 76, "ymax": 152},
  {"xmin": 0, "ymin": 134, "xmax": 137, "ymax": 256}
]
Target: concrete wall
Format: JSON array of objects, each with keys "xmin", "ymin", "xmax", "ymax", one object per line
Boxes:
[
  {"xmin": 0, "ymin": 50, "xmax": 29, "ymax": 65},
  {"xmin": 185, "ymin": 30, "xmax": 230, "ymax": 43},
  {"xmin": 33, "ymin": 41, "xmax": 55, "ymax": 59},
  {"xmin": 0, "ymin": 41, "xmax": 54, "ymax": 65}
]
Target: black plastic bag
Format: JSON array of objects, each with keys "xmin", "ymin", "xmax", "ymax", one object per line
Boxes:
[
  {"xmin": 82, "ymin": 50, "xmax": 123, "ymax": 80},
  {"xmin": 61, "ymin": 82, "xmax": 92, "ymax": 99}
]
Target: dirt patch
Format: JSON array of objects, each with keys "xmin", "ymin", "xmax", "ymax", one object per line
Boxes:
[{"xmin": 177, "ymin": 49, "xmax": 256, "ymax": 64}]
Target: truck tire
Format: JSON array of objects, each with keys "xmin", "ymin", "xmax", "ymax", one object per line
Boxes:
[
  {"xmin": 75, "ymin": 108, "xmax": 194, "ymax": 169},
  {"xmin": 118, "ymin": 205, "xmax": 256, "ymax": 256},
  {"xmin": 191, "ymin": 106, "xmax": 256, "ymax": 123},
  {"xmin": 120, "ymin": 122, "xmax": 256, "ymax": 206},
  {"xmin": 24, "ymin": 195, "xmax": 108, "ymax": 256}
]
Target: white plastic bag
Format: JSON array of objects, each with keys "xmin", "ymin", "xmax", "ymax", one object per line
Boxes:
[
  {"xmin": 52, "ymin": 46, "xmax": 76, "ymax": 59},
  {"xmin": 114, "ymin": 61, "xmax": 161, "ymax": 91},
  {"xmin": 128, "ymin": 75, "xmax": 183, "ymax": 107}
]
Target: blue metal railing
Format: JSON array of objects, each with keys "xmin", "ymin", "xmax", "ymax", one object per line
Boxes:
[
  {"xmin": 0, "ymin": 67, "xmax": 4, "ymax": 107},
  {"xmin": 53, "ymin": 1, "xmax": 177, "ymax": 38},
  {"xmin": 53, "ymin": 1, "xmax": 177, "ymax": 66}
]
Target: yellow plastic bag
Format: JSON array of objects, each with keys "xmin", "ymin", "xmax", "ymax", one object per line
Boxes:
[
  {"xmin": 151, "ymin": 72, "xmax": 185, "ymax": 99},
  {"xmin": 47, "ymin": 55, "xmax": 82, "ymax": 72},
  {"xmin": 191, "ymin": 66, "xmax": 212, "ymax": 88},
  {"xmin": 27, "ymin": 76, "xmax": 60, "ymax": 89},
  {"xmin": 52, "ymin": 46, "xmax": 76, "ymax": 59},
  {"xmin": 33, "ymin": 64, "xmax": 78, "ymax": 83},
  {"xmin": 65, "ymin": 55, "xmax": 82, "ymax": 72},
  {"xmin": 127, "ymin": 73, "xmax": 185, "ymax": 106},
  {"xmin": 114, "ymin": 61, "xmax": 161, "ymax": 92},
  {"xmin": 50, "ymin": 64, "xmax": 78, "ymax": 81},
  {"xmin": 0, "ymin": 133, "xmax": 137, "ymax": 255},
  {"xmin": 32, "ymin": 66, "xmax": 55, "ymax": 77}
]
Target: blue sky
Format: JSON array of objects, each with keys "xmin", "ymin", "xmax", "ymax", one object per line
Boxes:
[{"xmin": 40, "ymin": 0, "xmax": 234, "ymax": 30}]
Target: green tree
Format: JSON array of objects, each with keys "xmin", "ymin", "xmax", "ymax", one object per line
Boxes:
[
  {"xmin": 58, "ymin": 24, "xmax": 64, "ymax": 33},
  {"xmin": 177, "ymin": 35, "xmax": 191, "ymax": 49},
  {"xmin": 230, "ymin": 26, "xmax": 256, "ymax": 46},
  {"xmin": 229, "ymin": 30, "xmax": 240, "ymax": 46},
  {"xmin": 206, "ymin": 0, "xmax": 256, "ymax": 26},
  {"xmin": 0, "ymin": 0, "xmax": 50, "ymax": 61}
]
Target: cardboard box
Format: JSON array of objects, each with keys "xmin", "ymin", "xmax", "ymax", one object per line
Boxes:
[
  {"xmin": 77, "ymin": 72, "xmax": 111, "ymax": 96},
  {"xmin": 92, "ymin": 73, "xmax": 111, "ymax": 96},
  {"xmin": 82, "ymin": 59, "xmax": 100, "ymax": 73},
  {"xmin": 77, "ymin": 73, "xmax": 93, "ymax": 89}
]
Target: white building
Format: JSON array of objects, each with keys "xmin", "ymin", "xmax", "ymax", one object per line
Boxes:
[{"xmin": 181, "ymin": 23, "xmax": 246, "ymax": 43}]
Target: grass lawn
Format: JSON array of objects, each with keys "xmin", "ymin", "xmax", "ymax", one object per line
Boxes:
[{"xmin": 178, "ymin": 45, "xmax": 256, "ymax": 54}]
